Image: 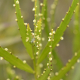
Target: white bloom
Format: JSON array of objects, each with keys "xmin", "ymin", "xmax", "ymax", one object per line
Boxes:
[
  {"xmin": 49, "ymin": 57, "xmax": 52, "ymax": 61},
  {"xmin": 13, "ymin": 4, "xmax": 16, "ymax": 7},
  {"xmin": 16, "ymin": 0, "xmax": 19, "ymax": 4},
  {"xmin": 23, "ymin": 60, "xmax": 26, "ymax": 64},
  {"xmin": 60, "ymin": 37, "xmax": 64, "ymax": 40},
  {"xmin": 5, "ymin": 48, "xmax": 8, "ymax": 51},
  {"xmin": 32, "ymin": 8, "xmax": 35, "ymax": 11}
]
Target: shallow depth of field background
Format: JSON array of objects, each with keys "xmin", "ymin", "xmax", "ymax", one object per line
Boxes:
[{"xmin": 0, "ymin": 0, "xmax": 76, "ymax": 80}]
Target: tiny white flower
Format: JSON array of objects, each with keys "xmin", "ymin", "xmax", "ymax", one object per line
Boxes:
[
  {"xmin": 47, "ymin": 76, "xmax": 50, "ymax": 80},
  {"xmin": 49, "ymin": 52, "xmax": 51, "ymax": 55},
  {"xmin": 39, "ymin": 63, "xmax": 43, "ymax": 68},
  {"xmin": 40, "ymin": 3, "xmax": 43, "ymax": 6},
  {"xmin": 67, "ymin": 25, "xmax": 69, "ymax": 27},
  {"xmin": 21, "ymin": 16, "xmax": 23, "ymax": 18},
  {"xmin": 26, "ymin": 37, "xmax": 29, "ymax": 42},
  {"xmin": 48, "ymin": 38, "xmax": 51, "ymax": 42},
  {"xmin": 36, "ymin": 26, "xmax": 38, "ymax": 28},
  {"xmin": 42, "ymin": 37, "xmax": 45, "ymax": 41},
  {"xmin": 49, "ymin": 33, "xmax": 52, "ymax": 35},
  {"xmin": 36, "ymin": 52, "xmax": 39, "ymax": 55},
  {"xmin": 68, "ymin": 59, "xmax": 71, "ymax": 62},
  {"xmin": 71, "ymin": 66, "xmax": 74, "ymax": 69},
  {"xmin": 47, "ymin": 63, "xmax": 49, "ymax": 66},
  {"xmin": 13, "ymin": 4, "xmax": 16, "ymax": 7},
  {"xmin": 55, "ymin": 72, "xmax": 58, "ymax": 76},
  {"xmin": 24, "ymin": 23, "xmax": 27, "ymax": 26},
  {"xmin": 23, "ymin": 60, "xmax": 26, "ymax": 64},
  {"xmin": 62, "ymin": 18, "xmax": 64, "ymax": 21},
  {"xmin": 0, "ymin": 57, "xmax": 3, "ymax": 60},
  {"xmin": 77, "ymin": 59, "xmax": 80, "ymax": 63},
  {"xmin": 33, "ymin": 19, "xmax": 36, "ymax": 23},
  {"xmin": 49, "ymin": 57, "xmax": 52, "ymax": 61},
  {"xmin": 49, "ymin": 45, "xmax": 52, "ymax": 48},
  {"xmin": 5, "ymin": 48, "xmax": 8, "ymax": 51},
  {"xmin": 53, "ymin": 31, "xmax": 55, "ymax": 34},
  {"xmin": 31, "ymin": 0, "xmax": 35, "ymax": 2},
  {"xmin": 56, "ymin": 44, "xmax": 59, "ymax": 47},
  {"xmin": 36, "ymin": 45, "xmax": 39, "ymax": 48},
  {"xmin": 13, "ymin": 66, "xmax": 16, "ymax": 68},
  {"xmin": 43, "ymin": 71, "xmax": 45, "ymax": 73},
  {"xmin": 32, "ymin": 32, "xmax": 34, "ymax": 35},
  {"xmin": 15, "ymin": 19, "xmax": 18, "ymax": 22},
  {"xmin": 32, "ymin": 8, "xmax": 35, "ymax": 11},
  {"xmin": 7, "ymin": 78, "xmax": 10, "ymax": 80},
  {"xmin": 60, "ymin": 37, "xmax": 64, "ymax": 40},
  {"xmin": 16, "ymin": 76, "xmax": 19, "ymax": 79},
  {"xmin": 39, "ymin": 13, "xmax": 43, "ymax": 16},
  {"xmin": 16, "ymin": 0, "xmax": 19, "ymax": 4},
  {"xmin": 75, "ymin": 52, "xmax": 77, "ymax": 56},
  {"xmin": 39, "ymin": 43, "xmax": 42, "ymax": 47}
]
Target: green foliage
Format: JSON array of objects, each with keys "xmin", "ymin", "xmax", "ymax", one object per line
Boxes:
[
  {"xmin": 51, "ymin": 51, "xmax": 80, "ymax": 80},
  {"xmin": 0, "ymin": 0, "xmax": 80, "ymax": 80},
  {"xmin": 0, "ymin": 47, "xmax": 34, "ymax": 73},
  {"xmin": 14, "ymin": 0, "xmax": 34, "ymax": 59},
  {"xmin": 72, "ymin": 3, "xmax": 80, "ymax": 80},
  {"xmin": 37, "ymin": 0, "xmax": 79, "ymax": 64}
]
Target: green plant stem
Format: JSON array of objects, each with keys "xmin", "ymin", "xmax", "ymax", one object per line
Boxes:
[
  {"xmin": 51, "ymin": 50, "xmax": 80, "ymax": 80},
  {"xmin": 33, "ymin": 58, "xmax": 37, "ymax": 80},
  {"xmin": 32, "ymin": 45, "xmax": 37, "ymax": 80},
  {"xmin": 50, "ymin": 0, "xmax": 58, "ymax": 29}
]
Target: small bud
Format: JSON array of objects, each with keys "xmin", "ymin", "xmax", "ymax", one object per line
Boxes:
[
  {"xmin": 39, "ymin": 63, "xmax": 43, "ymax": 68},
  {"xmin": 77, "ymin": 59, "xmax": 80, "ymax": 63},
  {"xmin": 49, "ymin": 52, "xmax": 51, "ymax": 55},
  {"xmin": 36, "ymin": 52, "xmax": 39, "ymax": 55},
  {"xmin": 75, "ymin": 52, "xmax": 77, "ymax": 56},
  {"xmin": 47, "ymin": 76, "xmax": 50, "ymax": 80},
  {"xmin": 60, "ymin": 37, "xmax": 64, "ymax": 40},
  {"xmin": 66, "ymin": 12, "xmax": 68, "ymax": 14},
  {"xmin": 77, "ymin": 3, "xmax": 79, "ymax": 5},
  {"xmin": 32, "ymin": 8, "xmax": 35, "ymax": 11},
  {"xmin": 67, "ymin": 25, "xmax": 69, "ymax": 27},
  {"xmin": 21, "ymin": 16, "xmax": 23, "ymax": 18},
  {"xmin": 56, "ymin": 44, "xmax": 59, "ymax": 47},
  {"xmin": 42, "ymin": 37, "xmax": 45, "ymax": 41},
  {"xmin": 31, "ymin": 0, "xmax": 35, "ymax": 2},
  {"xmin": 0, "ymin": 57, "xmax": 3, "ymax": 60},
  {"xmin": 53, "ymin": 31, "xmax": 55, "ymax": 34},
  {"xmin": 33, "ymin": 19, "xmax": 36, "ymax": 23},
  {"xmin": 43, "ymin": 71, "xmax": 45, "ymax": 73},
  {"xmin": 55, "ymin": 72, "xmax": 58, "ymax": 76},
  {"xmin": 49, "ymin": 57, "xmax": 52, "ymax": 61},
  {"xmin": 15, "ymin": 19, "xmax": 18, "ymax": 22},
  {"xmin": 13, "ymin": 66, "xmax": 16, "ymax": 68},
  {"xmin": 13, "ymin": 4, "xmax": 16, "ymax": 7},
  {"xmin": 62, "ymin": 18, "xmax": 64, "ymax": 21},
  {"xmin": 40, "ymin": 3, "xmax": 43, "ymax": 6},
  {"xmin": 49, "ymin": 32, "xmax": 52, "ymax": 35},
  {"xmin": 71, "ymin": 66, "xmax": 74, "ymax": 69},
  {"xmin": 23, "ymin": 60, "xmax": 26, "ymax": 64},
  {"xmin": 47, "ymin": 63, "xmax": 49, "ymax": 66},
  {"xmin": 7, "ymin": 78, "xmax": 10, "ymax": 80},
  {"xmin": 5, "ymin": 48, "xmax": 8, "ymax": 51},
  {"xmin": 15, "ymin": 12, "xmax": 17, "ymax": 14},
  {"xmin": 16, "ymin": 0, "xmax": 19, "ymax": 4},
  {"xmin": 24, "ymin": 23, "xmax": 27, "ymax": 26}
]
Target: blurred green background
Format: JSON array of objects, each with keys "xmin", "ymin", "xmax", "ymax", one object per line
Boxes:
[{"xmin": 0, "ymin": 0, "xmax": 77, "ymax": 80}]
